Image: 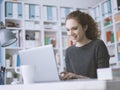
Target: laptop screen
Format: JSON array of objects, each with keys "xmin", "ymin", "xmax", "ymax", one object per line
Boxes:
[{"xmin": 19, "ymin": 45, "xmax": 60, "ymax": 83}]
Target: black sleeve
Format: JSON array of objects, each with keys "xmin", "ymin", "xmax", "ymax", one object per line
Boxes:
[{"xmin": 95, "ymin": 40, "xmax": 110, "ymax": 68}]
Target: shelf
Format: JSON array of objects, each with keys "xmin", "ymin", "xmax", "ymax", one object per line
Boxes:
[
  {"xmin": 6, "ymin": 67, "xmax": 20, "ymax": 70},
  {"xmin": 6, "ymin": 27, "xmax": 22, "ymax": 30},
  {"xmin": 103, "ymin": 23, "xmax": 113, "ymax": 30},
  {"xmin": 44, "ymin": 29, "xmax": 58, "ymax": 32},
  {"xmin": 5, "ymin": 17, "xmax": 22, "ymax": 20},
  {"xmin": 25, "ymin": 19, "xmax": 40, "ymax": 22},
  {"xmin": 114, "ymin": 10, "xmax": 120, "ymax": 15},
  {"xmin": 109, "ymin": 57, "xmax": 118, "ymax": 65},
  {"xmin": 106, "ymin": 43, "xmax": 115, "ymax": 47},
  {"xmin": 5, "ymin": 0, "xmax": 23, "ymax": 3},
  {"xmin": 115, "ymin": 20, "xmax": 120, "ymax": 25},
  {"xmin": 5, "ymin": 47, "xmax": 22, "ymax": 50}
]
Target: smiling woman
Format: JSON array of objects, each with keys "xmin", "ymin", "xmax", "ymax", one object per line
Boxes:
[{"xmin": 60, "ymin": 10, "xmax": 110, "ymax": 80}]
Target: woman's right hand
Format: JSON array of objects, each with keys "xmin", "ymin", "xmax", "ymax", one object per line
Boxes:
[{"xmin": 60, "ymin": 72, "xmax": 89, "ymax": 80}]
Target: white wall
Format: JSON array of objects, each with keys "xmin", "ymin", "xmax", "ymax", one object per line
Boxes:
[{"xmin": 24, "ymin": 0, "xmax": 103, "ymax": 9}]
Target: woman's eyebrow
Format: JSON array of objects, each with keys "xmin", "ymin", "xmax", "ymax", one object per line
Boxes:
[
  {"xmin": 71, "ymin": 26, "xmax": 79, "ymax": 29},
  {"xmin": 65, "ymin": 26, "xmax": 79, "ymax": 30}
]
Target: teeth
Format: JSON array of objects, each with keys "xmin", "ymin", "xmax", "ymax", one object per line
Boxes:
[{"xmin": 71, "ymin": 36, "xmax": 76, "ymax": 40}]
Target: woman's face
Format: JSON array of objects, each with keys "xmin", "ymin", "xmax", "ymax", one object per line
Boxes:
[{"xmin": 65, "ymin": 19, "xmax": 87, "ymax": 42}]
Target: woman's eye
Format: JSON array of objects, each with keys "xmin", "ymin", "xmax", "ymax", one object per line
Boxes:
[
  {"xmin": 74, "ymin": 27, "xmax": 78, "ymax": 30},
  {"xmin": 66, "ymin": 29, "xmax": 70, "ymax": 31}
]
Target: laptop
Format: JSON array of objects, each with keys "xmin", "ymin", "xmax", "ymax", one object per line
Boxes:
[{"xmin": 19, "ymin": 44, "xmax": 60, "ymax": 83}]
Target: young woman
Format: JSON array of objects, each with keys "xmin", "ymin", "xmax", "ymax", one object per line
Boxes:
[{"xmin": 60, "ymin": 10, "xmax": 110, "ymax": 80}]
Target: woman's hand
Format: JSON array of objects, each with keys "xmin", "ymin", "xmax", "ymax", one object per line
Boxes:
[{"xmin": 60, "ymin": 72, "xmax": 89, "ymax": 80}]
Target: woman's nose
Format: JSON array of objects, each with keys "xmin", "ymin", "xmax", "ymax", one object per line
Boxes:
[{"xmin": 68, "ymin": 30, "xmax": 73, "ymax": 35}]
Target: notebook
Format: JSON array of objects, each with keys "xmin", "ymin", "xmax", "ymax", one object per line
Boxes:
[{"xmin": 19, "ymin": 44, "xmax": 60, "ymax": 83}]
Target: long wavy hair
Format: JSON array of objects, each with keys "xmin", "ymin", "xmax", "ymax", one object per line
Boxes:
[{"xmin": 65, "ymin": 10, "xmax": 99, "ymax": 40}]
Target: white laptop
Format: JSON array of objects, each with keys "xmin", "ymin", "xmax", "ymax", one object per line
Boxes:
[{"xmin": 19, "ymin": 44, "xmax": 60, "ymax": 83}]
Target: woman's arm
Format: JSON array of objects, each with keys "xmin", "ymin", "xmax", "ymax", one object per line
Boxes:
[{"xmin": 96, "ymin": 40, "xmax": 110, "ymax": 68}]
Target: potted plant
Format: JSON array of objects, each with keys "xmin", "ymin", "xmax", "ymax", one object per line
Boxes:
[
  {"xmin": 11, "ymin": 72, "xmax": 19, "ymax": 85},
  {"xmin": 12, "ymin": 72, "xmax": 18, "ymax": 79},
  {"xmin": 5, "ymin": 53, "xmax": 11, "ymax": 67},
  {"xmin": 6, "ymin": 52, "xmax": 11, "ymax": 59}
]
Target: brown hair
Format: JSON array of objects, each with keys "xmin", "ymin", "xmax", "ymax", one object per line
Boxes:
[{"xmin": 65, "ymin": 10, "xmax": 99, "ymax": 40}]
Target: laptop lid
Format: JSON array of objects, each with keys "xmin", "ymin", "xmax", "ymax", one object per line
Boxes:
[{"xmin": 19, "ymin": 45, "xmax": 60, "ymax": 83}]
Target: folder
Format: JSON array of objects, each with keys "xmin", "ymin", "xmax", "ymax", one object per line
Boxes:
[
  {"xmin": 29, "ymin": 4, "xmax": 35, "ymax": 19},
  {"xmin": 17, "ymin": 3, "xmax": 22, "ymax": 18},
  {"xmin": 61, "ymin": 8, "xmax": 66, "ymax": 22},
  {"xmin": 24, "ymin": 4, "xmax": 29, "ymax": 20},
  {"xmin": 47, "ymin": 6, "xmax": 52, "ymax": 20},
  {"xmin": 43, "ymin": 6, "xmax": 47, "ymax": 21},
  {"xmin": 35, "ymin": 5, "xmax": 40, "ymax": 20},
  {"xmin": 5, "ymin": 2, "xmax": 13, "ymax": 17},
  {"xmin": 52, "ymin": 7, "xmax": 57, "ymax": 22}
]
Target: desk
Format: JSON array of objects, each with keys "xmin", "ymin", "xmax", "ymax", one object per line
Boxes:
[{"xmin": 0, "ymin": 79, "xmax": 120, "ymax": 90}]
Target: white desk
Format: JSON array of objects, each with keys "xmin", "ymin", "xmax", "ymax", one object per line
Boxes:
[{"xmin": 0, "ymin": 79, "xmax": 120, "ymax": 90}]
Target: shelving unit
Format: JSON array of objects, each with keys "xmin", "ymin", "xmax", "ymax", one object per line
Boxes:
[
  {"xmin": 3, "ymin": 47, "xmax": 22, "ymax": 84},
  {"xmin": 0, "ymin": 0, "xmax": 88, "ymax": 84},
  {"xmin": 89, "ymin": 0, "xmax": 120, "ymax": 67}
]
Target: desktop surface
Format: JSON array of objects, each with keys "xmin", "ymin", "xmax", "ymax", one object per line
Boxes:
[{"xmin": 0, "ymin": 79, "xmax": 120, "ymax": 90}]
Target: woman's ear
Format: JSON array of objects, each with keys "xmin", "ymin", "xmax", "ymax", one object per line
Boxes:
[{"xmin": 84, "ymin": 25, "xmax": 88, "ymax": 31}]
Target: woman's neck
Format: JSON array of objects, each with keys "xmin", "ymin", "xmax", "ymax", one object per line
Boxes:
[{"xmin": 75, "ymin": 38, "xmax": 92, "ymax": 47}]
